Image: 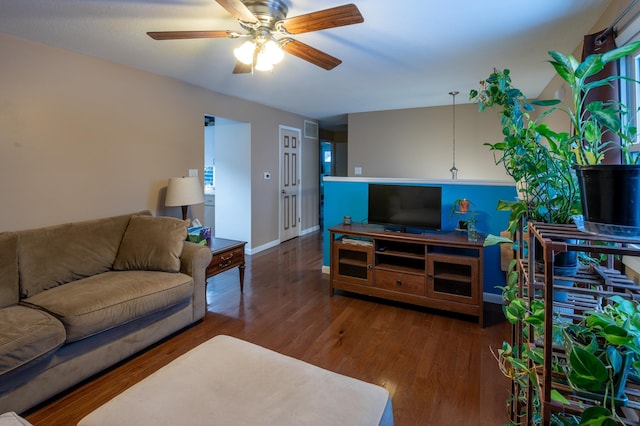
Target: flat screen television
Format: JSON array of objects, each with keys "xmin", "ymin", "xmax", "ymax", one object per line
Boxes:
[{"xmin": 368, "ymin": 184, "xmax": 442, "ymax": 232}]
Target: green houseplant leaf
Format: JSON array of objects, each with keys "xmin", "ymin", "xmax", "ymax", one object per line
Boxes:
[
  {"xmin": 605, "ymin": 346, "xmax": 623, "ymax": 375},
  {"xmin": 504, "ymin": 298, "xmax": 527, "ymax": 324},
  {"xmin": 601, "ymin": 325, "xmax": 632, "ymax": 347},
  {"xmin": 578, "ymin": 406, "xmax": 617, "ymax": 425},
  {"xmin": 567, "ymin": 346, "xmax": 608, "ymax": 392}
]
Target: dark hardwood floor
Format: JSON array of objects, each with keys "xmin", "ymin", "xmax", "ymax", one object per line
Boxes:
[{"xmin": 25, "ymin": 231, "xmax": 511, "ymax": 425}]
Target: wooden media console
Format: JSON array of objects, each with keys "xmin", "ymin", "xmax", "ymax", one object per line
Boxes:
[{"xmin": 329, "ymin": 223, "xmax": 485, "ymax": 327}]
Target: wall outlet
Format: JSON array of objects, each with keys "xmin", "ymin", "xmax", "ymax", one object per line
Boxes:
[
  {"xmin": 188, "ymin": 169, "xmax": 198, "ymax": 177},
  {"xmin": 354, "ymin": 167, "xmax": 362, "ymax": 175}
]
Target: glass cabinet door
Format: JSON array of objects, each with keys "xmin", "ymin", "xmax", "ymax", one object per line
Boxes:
[{"xmin": 427, "ymin": 254, "xmax": 479, "ymax": 305}]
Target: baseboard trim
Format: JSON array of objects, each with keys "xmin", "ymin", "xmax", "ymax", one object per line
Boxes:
[
  {"xmin": 301, "ymin": 225, "xmax": 320, "ymax": 236},
  {"xmin": 248, "ymin": 227, "xmax": 319, "ymax": 255},
  {"xmin": 247, "ymin": 239, "xmax": 279, "ymax": 255}
]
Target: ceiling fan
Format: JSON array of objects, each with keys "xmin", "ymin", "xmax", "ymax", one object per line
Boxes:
[{"xmin": 147, "ymin": 0, "xmax": 364, "ymax": 74}]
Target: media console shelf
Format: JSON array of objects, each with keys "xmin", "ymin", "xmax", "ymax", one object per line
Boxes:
[{"xmin": 329, "ymin": 223, "xmax": 485, "ymax": 327}]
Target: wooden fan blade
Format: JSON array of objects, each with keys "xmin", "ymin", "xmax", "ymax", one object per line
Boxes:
[
  {"xmin": 282, "ymin": 39, "xmax": 342, "ymax": 70},
  {"xmin": 280, "ymin": 4, "xmax": 364, "ymax": 35},
  {"xmin": 215, "ymin": 0, "xmax": 258, "ymax": 23},
  {"xmin": 233, "ymin": 61, "xmax": 253, "ymax": 74},
  {"xmin": 147, "ymin": 30, "xmax": 236, "ymax": 40}
]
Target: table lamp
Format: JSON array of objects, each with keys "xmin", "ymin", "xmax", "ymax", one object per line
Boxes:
[{"xmin": 165, "ymin": 176, "xmax": 204, "ymax": 220}]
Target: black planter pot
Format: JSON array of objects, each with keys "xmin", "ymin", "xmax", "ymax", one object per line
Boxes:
[{"xmin": 575, "ymin": 165, "xmax": 640, "ymax": 239}]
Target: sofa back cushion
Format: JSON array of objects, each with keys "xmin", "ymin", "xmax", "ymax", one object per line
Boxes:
[
  {"xmin": 0, "ymin": 232, "xmax": 19, "ymax": 308},
  {"xmin": 113, "ymin": 215, "xmax": 189, "ymax": 273},
  {"xmin": 18, "ymin": 211, "xmax": 151, "ymax": 298}
]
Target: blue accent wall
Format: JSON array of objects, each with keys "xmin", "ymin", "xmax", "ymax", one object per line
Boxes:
[{"xmin": 322, "ymin": 178, "xmax": 517, "ymax": 295}]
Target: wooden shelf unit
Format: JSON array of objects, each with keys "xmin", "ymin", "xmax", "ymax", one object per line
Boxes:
[
  {"xmin": 512, "ymin": 222, "xmax": 640, "ymax": 425},
  {"xmin": 329, "ymin": 223, "xmax": 485, "ymax": 326}
]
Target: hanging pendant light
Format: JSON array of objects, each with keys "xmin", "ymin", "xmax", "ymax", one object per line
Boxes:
[{"xmin": 449, "ymin": 90, "xmax": 459, "ymax": 180}]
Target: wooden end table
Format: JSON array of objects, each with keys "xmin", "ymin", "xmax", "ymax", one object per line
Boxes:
[{"xmin": 206, "ymin": 238, "xmax": 247, "ymax": 292}]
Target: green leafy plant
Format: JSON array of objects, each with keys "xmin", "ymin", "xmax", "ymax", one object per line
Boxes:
[
  {"xmin": 470, "ymin": 69, "xmax": 581, "ymax": 235},
  {"xmin": 475, "ymin": 41, "xmax": 640, "ymax": 425},
  {"xmin": 470, "ymin": 41, "xmax": 640, "ymax": 236},
  {"xmin": 492, "ymin": 261, "xmax": 640, "ymax": 425},
  {"xmin": 561, "ymin": 296, "xmax": 640, "ymax": 424},
  {"xmin": 543, "ymin": 43, "xmax": 640, "ymax": 166},
  {"xmin": 491, "ymin": 260, "xmax": 570, "ymax": 425}
]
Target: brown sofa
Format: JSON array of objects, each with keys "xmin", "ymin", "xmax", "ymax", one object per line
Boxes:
[{"xmin": 0, "ymin": 211, "xmax": 212, "ymax": 414}]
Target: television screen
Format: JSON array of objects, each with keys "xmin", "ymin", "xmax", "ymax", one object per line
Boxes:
[{"xmin": 368, "ymin": 184, "xmax": 442, "ymax": 231}]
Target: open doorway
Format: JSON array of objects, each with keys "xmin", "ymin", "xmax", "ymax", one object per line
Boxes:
[
  {"xmin": 204, "ymin": 114, "xmax": 252, "ymax": 247},
  {"xmin": 319, "ymin": 129, "xmax": 348, "ymax": 228}
]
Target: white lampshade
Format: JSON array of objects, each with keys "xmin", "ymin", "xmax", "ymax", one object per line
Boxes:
[
  {"xmin": 255, "ymin": 55, "xmax": 273, "ymax": 71},
  {"xmin": 263, "ymin": 40, "xmax": 284, "ymax": 64},
  {"xmin": 165, "ymin": 176, "xmax": 204, "ymax": 207},
  {"xmin": 234, "ymin": 41, "xmax": 255, "ymax": 65}
]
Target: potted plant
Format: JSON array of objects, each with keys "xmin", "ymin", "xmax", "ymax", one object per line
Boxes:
[
  {"xmin": 471, "ymin": 40, "xmax": 640, "ymax": 239},
  {"xmin": 541, "ymin": 43, "xmax": 640, "ymax": 238},
  {"xmin": 449, "ymin": 199, "xmax": 476, "ymax": 231},
  {"xmin": 473, "ymin": 41, "xmax": 640, "ymax": 425},
  {"xmin": 470, "ymin": 69, "xmax": 581, "ymax": 236},
  {"xmin": 456, "ymin": 198, "xmax": 472, "ymax": 213},
  {"xmin": 470, "ymin": 68, "xmax": 580, "ymax": 284}
]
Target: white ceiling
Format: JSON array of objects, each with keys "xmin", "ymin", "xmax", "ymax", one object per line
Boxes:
[{"xmin": 0, "ymin": 0, "xmax": 613, "ymax": 129}]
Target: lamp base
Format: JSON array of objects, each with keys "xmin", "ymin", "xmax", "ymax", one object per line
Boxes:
[{"xmin": 181, "ymin": 205, "xmax": 188, "ymax": 221}]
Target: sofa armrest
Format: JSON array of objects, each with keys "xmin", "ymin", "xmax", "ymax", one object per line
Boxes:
[{"xmin": 180, "ymin": 242, "xmax": 212, "ymax": 320}]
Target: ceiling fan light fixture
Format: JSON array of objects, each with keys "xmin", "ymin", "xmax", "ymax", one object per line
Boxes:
[
  {"xmin": 255, "ymin": 52, "xmax": 274, "ymax": 71},
  {"xmin": 263, "ymin": 39, "xmax": 284, "ymax": 64},
  {"xmin": 148, "ymin": 2, "xmax": 364, "ymax": 74},
  {"xmin": 234, "ymin": 40, "xmax": 255, "ymax": 65}
]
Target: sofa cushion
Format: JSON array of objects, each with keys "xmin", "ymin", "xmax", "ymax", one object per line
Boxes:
[
  {"xmin": 0, "ymin": 305, "xmax": 66, "ymax": 377},
  {"xmin": 0, "ymin": 233, "xmax": 19, "ymax": 309},
  {"xmin": 21, "ymin": 271, "xmax": 193, "ymax": 343},
  {"xmin": 113, "ymin": 216, "xmax": 189, "ymax": 273},
  {"xmin": 0, "ymin": 411, "xmax": 33, "ymax": 426},
  {"xmin": 18, "ymin": 211, "xmax": 150, "ymax": 299}
]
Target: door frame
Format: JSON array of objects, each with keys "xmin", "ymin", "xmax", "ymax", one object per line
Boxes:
[{"xmin": 279, "ymin": 125, "xmax": 302, "ymax": 242}]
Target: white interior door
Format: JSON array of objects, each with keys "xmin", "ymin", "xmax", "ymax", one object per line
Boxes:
[{"xmin": 280, "ymin": 126, "xmax": 301, "ymax": 242}]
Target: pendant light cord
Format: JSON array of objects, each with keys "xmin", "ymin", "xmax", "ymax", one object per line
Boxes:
[{"xmin": 449, "ymin": 91, "xmax": 459, "ymax": 179}]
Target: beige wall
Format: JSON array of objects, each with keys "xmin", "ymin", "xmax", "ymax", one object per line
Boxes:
[
  {"xmin": 2, "ymin": 2, "xmax": 626, "ymax": 244},
  {"xmin": 348, "ymin": 103, "xmax": 508, "ymax": 180},
  {"xmin": 347, "ymin": 2, "xmax": 634, "ymax": 183},
  {"xmin": 0, "ymin": 33, "xmax": 318, "ymax": 250}
]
